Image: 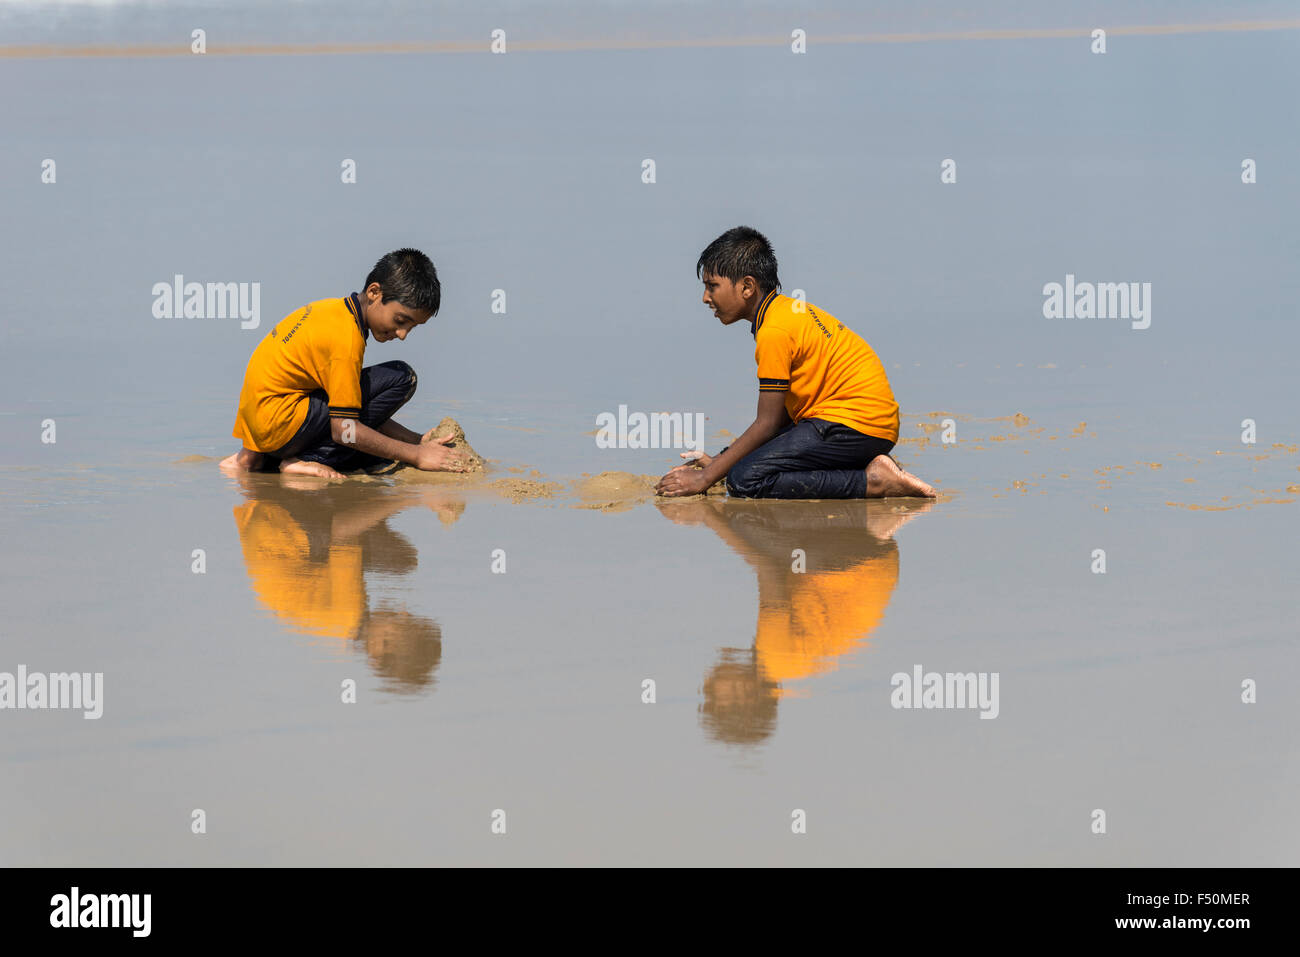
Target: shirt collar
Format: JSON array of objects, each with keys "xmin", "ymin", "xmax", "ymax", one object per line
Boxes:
[
  {"xmin": 346, "ymin": 291, "xmax": 369, "ymax": 341},
  {"xmin": 750, "ymin": 288, "xmax": 779, "ymax": 338}
]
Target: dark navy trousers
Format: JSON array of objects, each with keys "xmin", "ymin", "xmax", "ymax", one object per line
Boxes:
[
  {"xmin": 270, "ymin": 360, "xmax": 418, "ymax": 472},
  {"xmin": 725, "ymin": 418, "xmax": 895, "ymax": 499}
]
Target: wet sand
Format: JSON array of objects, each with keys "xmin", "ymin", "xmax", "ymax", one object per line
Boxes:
[
  {"xmin": 283, "ymin": 414, "xmax": 1300, "ymax": 517},
  {"xmin": 5, "ymin": 405, "xmax": 1297, "ymax": 867}
]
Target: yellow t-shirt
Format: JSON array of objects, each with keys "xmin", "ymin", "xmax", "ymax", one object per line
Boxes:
[
  {"xmin": 231, "ymin": 500, "xmax": 366, "ymax": 639},
  {"xmin": 753, "ymin": 291, "xmax": 899, "ymax": 442},
  {"xmin": 755, "ymin": 550, "xmax": 900, "ymax": 691},
  {"xmin": 232, "ymin": 294, "xmax": 368, "ymax": 453}
]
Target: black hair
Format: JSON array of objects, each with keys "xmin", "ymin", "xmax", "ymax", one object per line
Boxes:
[
  {"xmin": 696, "ymin": 226, "xmax": 781, "ymax": 296},
  {"xmin": 364, "ymin": 248, "xmax": 441, "ymax": 315}
]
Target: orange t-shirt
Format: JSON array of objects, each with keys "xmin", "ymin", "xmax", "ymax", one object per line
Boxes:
[
  {"xmin": 753, "ymin": 291, "xmax": 899, "ymax": 442},
  {"xmin": 231, "ymin": 500, "xmax": 366, "ymax": 639},
  {"xmin": 232, "ymin": 294, "xmax": 368, "ymax": 452},
  {"xmin": 755, "ymin": 550, "xmax": 900, "ymax": 692}
]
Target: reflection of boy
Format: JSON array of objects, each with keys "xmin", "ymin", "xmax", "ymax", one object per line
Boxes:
[
  {"xmin": 661, "ymin": 499, "xmax": 910, "ymax": 746},
  {"xmin": 231, "ymin": 481, "xmax": 456, "ymax": 691}
]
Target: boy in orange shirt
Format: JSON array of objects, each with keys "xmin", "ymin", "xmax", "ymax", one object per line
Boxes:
[
  {"xmin": 657, "ymin": 227, "xmax": 935, "ymax": 499},
  {"xmin": 220, "ymin": 248, "xmax": 468, "ymax": 479}
]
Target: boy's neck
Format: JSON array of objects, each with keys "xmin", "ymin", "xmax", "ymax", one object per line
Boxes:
[
  {"xmin": 745, "ymin": 287, "xmax": 774, "ymax": 323},
  {"xmin": 351, "ymin": 291, "xmax": 371, "ymax": 337}
]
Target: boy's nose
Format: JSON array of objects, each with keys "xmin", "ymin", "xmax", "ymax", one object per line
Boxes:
[{"xmin": 396, "ymin": 329, "xmax": 407, "ymax": 340}]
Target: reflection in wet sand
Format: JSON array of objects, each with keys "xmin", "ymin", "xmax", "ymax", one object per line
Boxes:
[
  {"xmin": 656, "ymin": 498, "xmax": 934, "ymax": 746},
  {"xmin": 230, "ymin": 474, "xmax": 464, "ymax": 694}
]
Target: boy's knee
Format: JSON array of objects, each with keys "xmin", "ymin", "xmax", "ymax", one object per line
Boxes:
[
  {"xmin": 380, "ymin": 360, "xmax": 416, "ymax": 402},
  {"xmin": 399, "ymin": 362, "xmax": 417, "ymax": 400},
  {"xmin": 726, "ymin": 461, "xmax": 762, "ymax": 498}
]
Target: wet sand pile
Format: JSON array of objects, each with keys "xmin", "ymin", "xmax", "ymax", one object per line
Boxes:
[
  {"xmin": 421, "ymin": 417, "xmax": 486, "ymax": 472},
  {"xmin": 571, "ymin": 471, "xmax": 659, "ymax": 512},
  {"xmin": 489, "ymin": 478, "xmax": 563, "ymax": 504},
  {"xmin": 572, "ymin": 470, "xmax": 725, "ymax": 512},
  {"xmin": 389, "ymin": 418, "xmax": 487, "ymax": 485}
]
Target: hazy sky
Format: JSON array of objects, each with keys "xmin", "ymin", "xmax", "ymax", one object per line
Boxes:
[{"xmin": 2, "ymin": 1, "xmax": 1296, "ymax": 468}]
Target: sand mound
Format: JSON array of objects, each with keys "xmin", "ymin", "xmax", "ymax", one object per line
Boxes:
[
  {"xmin": 490, "ymin": 478, "xmax": 562, "ymax": 504},
  {"xmin": 421, "ymin": 417, "xmax": 486, "ymax": 473},
  {"xmin": 390, "ymin": 469, "xmax": 480, "ymax": 486},
  {"xmin": 386, "ymin": 417, "xmax": 487, "ymax": 484},
  {"xmin": 571, "ymin": 469, "xmax": 725, "ymax": 511},
  {"xmin": 571, "ymin": 471, "xmax": 660, "ymax": 511}
]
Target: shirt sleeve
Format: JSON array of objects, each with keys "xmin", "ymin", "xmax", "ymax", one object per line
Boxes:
[
  {"xmin": 755, "ymin": 324, "xmax": 793, "ymax": 393},
  {"xmin": 323, "ymin": 337, "xmax": 364, "ymax": 419}
]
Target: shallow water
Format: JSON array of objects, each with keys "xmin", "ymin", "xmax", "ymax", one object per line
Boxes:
[{"xmin": 1, "ymin": 2, "xmax": 1298, "ymax": 865}]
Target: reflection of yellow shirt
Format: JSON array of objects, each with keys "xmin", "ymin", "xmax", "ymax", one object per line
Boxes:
[
  {"xmin": 232, "ymin": 294, "xmax": 368, "ymax": 452},
  {"xmin": 755, "ymin": 550, "xmax": 899, "ymax": 690},
  {"xmin": 232, "ymin": 501, "xmax": 365, "ymax": 638},
  {"xmin": 753, "ymin": 291, "xmax": 899, "ymax": 442}
]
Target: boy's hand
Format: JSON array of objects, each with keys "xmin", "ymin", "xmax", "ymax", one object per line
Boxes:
[
  {"xmin": 415, "ymin": 435, "xmax": 471, "ymax": 472},
  {"xmin": 669, "ymin": 450, "xmax": 712, "ymax": 471},
  {"xmin": 656, "ymin": 467, "xmax": 711, "ymax": 497}
]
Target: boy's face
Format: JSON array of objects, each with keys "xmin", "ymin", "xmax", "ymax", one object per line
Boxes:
[
  {"xmin": 700, "ymin": 272, "xmax": 756, "ymax": 325},
  {"xmin": 362, "ymin": 283, "xmax": 432, "ymax": 343}
]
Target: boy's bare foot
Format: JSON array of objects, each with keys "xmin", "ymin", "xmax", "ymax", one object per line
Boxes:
[
  {"xmin": 279, "ymin": 457, "xmax": 345, "ymax": 480},
  {"xmin": 219, "ymin": 448, "xmax": 263, "ymax": 473},
  {"xmin": 866, "ymin": 455, "xmax": 937, "ymax": 498}
]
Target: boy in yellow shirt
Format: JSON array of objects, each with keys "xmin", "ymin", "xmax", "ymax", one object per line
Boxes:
[
  {"xmin": 657, "ymin": 227, "xmax": 935, "ymax": 499},
  {"xmin": 220, "ymin": 248, "xmax": 469, "ymax": 479}
]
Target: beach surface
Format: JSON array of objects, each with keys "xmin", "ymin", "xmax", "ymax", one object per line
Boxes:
[{"xmin": 1, "ymin": 0, "xmax": 1297, "ymax": 865}]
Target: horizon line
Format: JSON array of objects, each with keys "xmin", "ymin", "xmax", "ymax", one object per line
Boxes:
[{"xmin": 3, "ymin": 17, "xmax": 1300, "ymax": 60}]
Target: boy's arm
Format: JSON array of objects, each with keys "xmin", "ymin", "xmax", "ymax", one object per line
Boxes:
[
  {"xmin": 330, "ymin": 417, "xmax": 467, "ymax": 471},
  {"xmin": 378, "ymin": 419, "xmax": 423, "ymax": 445},
  {"xmin": 656, "ymin": 392, "xmax": 789, "ymax": 496},
  {"xmin": 316, "ymin": 342, "xmax": 453, "ymax": 468}
]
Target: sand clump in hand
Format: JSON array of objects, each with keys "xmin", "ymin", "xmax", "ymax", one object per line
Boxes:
[
  {"xmin": 421, "ymin": 417, "xmax": 486, "ymax": 473},
  {"xmin": 389, "ymin": 417, "xmax": 487, "ymax": 485}
]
